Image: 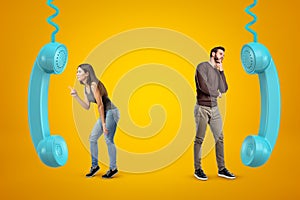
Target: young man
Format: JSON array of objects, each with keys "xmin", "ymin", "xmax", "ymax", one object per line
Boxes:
[{"xmin": 193, "ymin": 46, "xmax": 235, "ymax": 181}]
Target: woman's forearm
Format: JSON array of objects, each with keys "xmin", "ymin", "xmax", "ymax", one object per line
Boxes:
[
  {"xmin": 74, "ymin": 96, "xmax": 90, "ymax": 110},
  {"xmin": 98, "ymin": 105, "xmax": 105, "ymax": 124}
]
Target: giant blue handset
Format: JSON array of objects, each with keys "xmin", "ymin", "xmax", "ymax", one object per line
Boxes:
[
  {"xmin": 240, "ymin": 0, "xmax": 281, "ymax": 167},
  {"xmin": 28, "ymin": 0, "xmax": 68, "ymax": 167}
]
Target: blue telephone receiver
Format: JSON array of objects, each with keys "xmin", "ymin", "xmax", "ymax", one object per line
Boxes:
[
  {"xmin": 240, "ymin": 0, "xmax": 281, "ymax": 167},
  {"xmin": 28, "ymin": 0, "xmax": 68, "ymax": 167}
]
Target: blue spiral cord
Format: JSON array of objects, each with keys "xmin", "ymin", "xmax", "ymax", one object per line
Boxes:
[
  {"xmin": 47, "ymin": 0, "xmax": 60, "ymax": 42},
  {"xmin": 245, "ymin": 0, "xmax": 258, "ymax": 42}
]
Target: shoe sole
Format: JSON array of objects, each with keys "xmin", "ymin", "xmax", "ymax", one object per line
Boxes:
[
  {"xmin": 86, "ymin": 168, "xmax": 100, "ymax": 178},
  {"xmin": 194, "ymin": 174, "xmax": 208, "ymax": 181},
  {"xmin": 102, "ymin": 171, "xmax": 118, "ymax": 179},
  {"xmin": 218, "ymin": 174, "xmax": 235, "ymax": 180}
]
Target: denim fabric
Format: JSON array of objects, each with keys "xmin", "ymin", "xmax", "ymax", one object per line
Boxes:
[{"xmin": 89, "ymin": 108, "xmax": 120, "ymax": 169}]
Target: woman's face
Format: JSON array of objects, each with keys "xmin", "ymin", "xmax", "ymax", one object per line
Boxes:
[{"xmin": 77, "ymin": 67, "xmax": 88, "ymax": 82}]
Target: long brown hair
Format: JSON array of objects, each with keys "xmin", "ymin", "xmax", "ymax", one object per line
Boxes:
[{"xmin": 77, "ymin": 63, "xmax": 108, "ymax": 96}]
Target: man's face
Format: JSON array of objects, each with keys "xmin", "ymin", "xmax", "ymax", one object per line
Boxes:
[{"xmin": 213, "ymin": 49, "xmax": 225, "ymax": 64}]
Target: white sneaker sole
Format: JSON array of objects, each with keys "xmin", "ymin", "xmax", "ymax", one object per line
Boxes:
[
  {"xmin": 194, "ymin": 174, "xmax": 208, "ymax": 181},
  {"xmin": 86, "ymin": 168, "xmax": 100, "ymax": 178},
  {"xmin": 102, "ymin": 170, "xmax": 118, "ymax": 179},
  {"xmin": 218, "ymin": 174, "xmax": 236, "ymax": 180}
]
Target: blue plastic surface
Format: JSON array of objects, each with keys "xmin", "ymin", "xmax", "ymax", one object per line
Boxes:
[
  {"xmin": 28, "ymin": 0, "xmax": 68, "ymax": 167},
  {"xmin": 245, "ymin": 0, "xmax": 258, "ymax": 42},
  {"xmin": 240, "ymin": 42, "xmax": 281, "ymax": 167},
  {"xmin": 47, "ymin": 0, "xmax": 60, "ymax": 42},
  {"xmin": 28, "ymin": 42, "xmax": 68, "ymax": 167}
]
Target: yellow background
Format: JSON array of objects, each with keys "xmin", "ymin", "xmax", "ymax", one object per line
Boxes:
[{"xmin": 1, "ymin": 0, "xmax": 299, "ymax": 199}]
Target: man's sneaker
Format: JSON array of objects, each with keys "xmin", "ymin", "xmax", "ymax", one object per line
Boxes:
[
  {"xmin": 86, "ymin": 166, "xmax": 100, "ymax": 178},
  {"xmin": 194, "ymin": 169, "xmax": 208, "ymax": 181},
  {"xmin": 218, "ymin": 168, "xmax": 235, "ymax": 179},
  {"xmin": 102, "ymin": 169, "xmax": 118, "ymax": 179}
]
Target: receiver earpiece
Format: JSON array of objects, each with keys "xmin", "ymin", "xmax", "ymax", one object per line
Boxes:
[
  {"xmin": 241, "ymin": 42, "xmax": 271, "ymax": 74},
  {"xmin": 37, "ymin": 42, "xmax": 68, "ymax": 74},
  {"xmin": 240, "ymin": 42, "xmax": 281, "ymax": 167},
  {"xmin": 28, "ymin": 42, "xmax": 68, "ymax": 167}
]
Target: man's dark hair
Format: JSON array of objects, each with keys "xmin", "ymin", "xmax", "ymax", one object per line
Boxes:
[{"xmin": 210, "ymin": 46, "xmax": 225, "ymax": 57}]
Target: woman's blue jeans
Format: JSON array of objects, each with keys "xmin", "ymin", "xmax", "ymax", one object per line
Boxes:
[{"xmin": 89, "ymin": 108, "xmax": 120, "ymax": 170}]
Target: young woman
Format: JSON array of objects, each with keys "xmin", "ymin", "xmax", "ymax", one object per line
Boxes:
[{"xmin": 69, "ymin": 63, "xmax": 120, "ymax": 178}]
